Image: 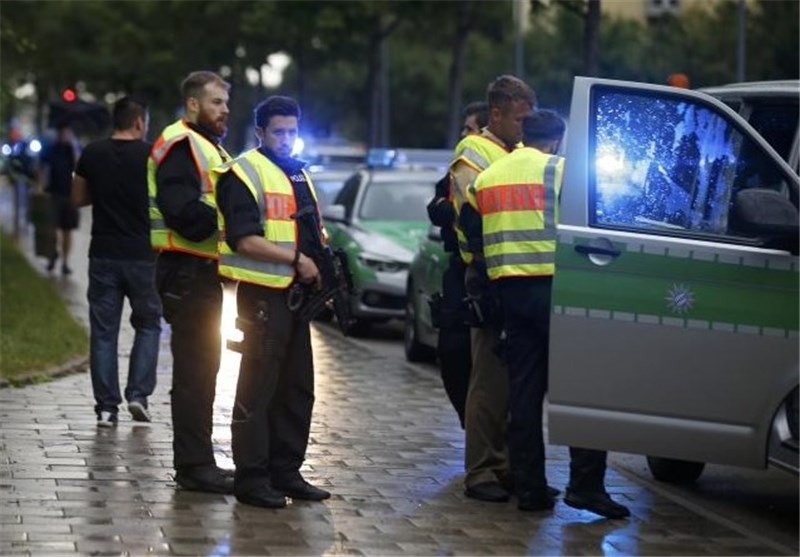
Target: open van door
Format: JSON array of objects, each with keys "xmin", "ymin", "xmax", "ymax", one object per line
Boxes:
[{"xmin": 548, "ymin": 78, "xmax": 799, "ymax": 477}]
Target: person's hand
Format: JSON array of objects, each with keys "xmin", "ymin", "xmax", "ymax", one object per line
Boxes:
[{"xmin": 295, "ymin": 252, "xmax": 322, "ymax": 290}]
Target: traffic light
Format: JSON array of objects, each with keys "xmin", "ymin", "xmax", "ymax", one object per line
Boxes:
[{"xmin": 61, "ymin": 88, "xmax": 77, "ymax": 102}]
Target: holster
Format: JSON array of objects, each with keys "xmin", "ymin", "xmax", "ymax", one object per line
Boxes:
[
  {"xmin": 429, "ymin": 292, "xmax": 474, "ymax": 330},
  {"xmin": 227, "ymin": 301, "xmax": 269, "ymax": 359},
  {"xmin": 156, "ymin": 258, "xmax": 197, "ymax": 323}
]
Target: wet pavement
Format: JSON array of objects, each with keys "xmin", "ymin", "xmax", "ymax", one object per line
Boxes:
[{"xmin": 1, "ymin": 184, "xmax": 796, "ymax": 556}]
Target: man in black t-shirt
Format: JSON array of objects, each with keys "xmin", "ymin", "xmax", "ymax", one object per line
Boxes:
[{"xmin": 72, "ymin": 97, "xmax": 162, "ymax": 428}]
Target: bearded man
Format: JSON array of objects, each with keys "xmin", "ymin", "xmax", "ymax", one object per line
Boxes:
[{"xmin": 147, "ymin": 70, "xmax": 234, "ymax": 494}]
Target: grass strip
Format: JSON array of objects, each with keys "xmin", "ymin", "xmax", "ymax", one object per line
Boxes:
[{"xmin": 0, "ymin": 232, "xmax": 88, "ymax": 380}]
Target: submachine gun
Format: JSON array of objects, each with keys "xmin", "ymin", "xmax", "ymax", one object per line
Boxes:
[{"xmin": 286, "ymin": 205, "xmax": 355, "ymax": 335}]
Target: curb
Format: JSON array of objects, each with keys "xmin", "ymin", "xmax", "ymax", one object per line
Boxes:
[{"xmin": 0, "ymin": 354, "xmax": 89, "ymax": 389}]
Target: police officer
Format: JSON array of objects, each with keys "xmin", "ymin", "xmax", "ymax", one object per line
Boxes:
[
  {"xmin": 148, "ymin": 71, "xmax": 233, "ymax": 494},
  {"xmin": 469, "ymin": 110, "xmax": 630, "ymax": 518},
  {"xmin": 214, "ymin": 95, "xmax": 330, "ymax": 509},
  {"xmin": 451, "ymin": 75, "xmax": 535, "ymax": 503},
  {"xmin": 427, "ymin": 101, "xmax": 488, "ymax": 429}
]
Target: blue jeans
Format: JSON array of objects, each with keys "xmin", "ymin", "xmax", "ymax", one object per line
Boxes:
[{"xmin": 88, "ymin": 258, "xmax": 162, "ymax": 415}]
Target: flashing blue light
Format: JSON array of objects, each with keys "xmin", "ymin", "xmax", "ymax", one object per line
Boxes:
[
  {"xmin": 1, "ymin": 144, "xmax": 11, "ymax": 157},
  {"xmin": 292, "ymin": 137, "xmax": 305, "ymax": 157},
  {"xmin": 366, "ymin": 148, "xmax": 397, "ymax": 168},
  {"xmin": 29, "ymin": 139, "xmax": 42, "ymax": 154}
]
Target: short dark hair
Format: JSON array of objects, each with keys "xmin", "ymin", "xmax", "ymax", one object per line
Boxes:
[
  {"xmin": 254, "ymin": 95, "xmax": 301, "ymax": 128},
  {"xmin": 180, "ymin": 71, "xmax": 230, "ymax": 102},
  {"xmin": 486, "ymin": 75, "xmax": 537, "ymax": 112},
  {"xmin": 112, "ymin": 96, "xmax": 147, "ymax": 130},
  {"xmin": 463, "ymin": 101, "xmax": 489, "ymax": 129},
  {"xmin": 522, "ymin": 109, "xmax": 566, "ymax": 146}
]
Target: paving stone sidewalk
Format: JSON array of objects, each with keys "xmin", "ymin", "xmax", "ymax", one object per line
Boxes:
[{"xmin": 0, "ymin": 189, "xmax": 792, "ymax": 556}]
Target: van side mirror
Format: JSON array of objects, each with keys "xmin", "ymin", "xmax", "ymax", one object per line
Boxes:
[
  {"xmin": 321, "ymin": 204, "xmax": 347, "ymax": 223},
  {"xmin": 731, "ymin": 189, "xmax": 799, "ymax": 254}
]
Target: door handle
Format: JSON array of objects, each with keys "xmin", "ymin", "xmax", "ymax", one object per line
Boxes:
[{"xmin": 574, "ymin": 244, "xmax": 621, "ymax": 258}]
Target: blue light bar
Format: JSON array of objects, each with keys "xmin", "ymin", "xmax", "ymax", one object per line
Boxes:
[{"xmin": 366, "ymin": 148, "xmax": 397, "ymax": 168}]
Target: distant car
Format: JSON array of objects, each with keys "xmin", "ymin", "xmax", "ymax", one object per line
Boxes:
[{"xmin": 322, "ymin": 149, "xmax": 450, "ymax": 335}]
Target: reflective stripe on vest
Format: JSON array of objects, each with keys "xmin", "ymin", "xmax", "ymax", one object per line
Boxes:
[
  {"xmin": 212, "ymin": 149, "xmax": 324, "ymax": 289},
  {"xmin": 475, "ymin": 149, "xmax": 562, "ymax": 279},
  {"xmin": 449, "ymin": 134, "xmax": 512, "ymax": 265},
  {"xmin": 147, "ymin": 120, "xmax": 229, "ymax": 259}
]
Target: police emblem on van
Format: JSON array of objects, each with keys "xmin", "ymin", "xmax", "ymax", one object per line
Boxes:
[{"xmin": 666, "ymin": 283, "xmax": 694, "ymax": 314}]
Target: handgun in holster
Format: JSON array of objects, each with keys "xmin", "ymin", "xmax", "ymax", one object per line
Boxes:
[
  {"xmin": 428, "ymin": 292, "xmax": 443, "ymax": 329},
  {"xmin": 226, "ymin": 301, "xmax": 270, "ymax": 360},
  {"xmin": 493, "ymin": 328, "xmax": 508, "ymax": 362},
  {"xmin": 157, "ymin": 263, "xmax": 197, "ymax": 323}
]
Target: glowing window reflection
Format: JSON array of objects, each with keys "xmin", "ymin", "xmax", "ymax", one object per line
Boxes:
[{"xmin": 590, "ymin": 89, "xmax": 792, "ymax": 239}]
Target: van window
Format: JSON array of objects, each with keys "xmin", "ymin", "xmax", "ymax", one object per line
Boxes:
[
  {"xmin": 744, "ymin": 102, "xmax": 798, "ymax": 164},
  {"xmin": 590, "ymin": 88, "xmax": 794, "ymax": 241}
]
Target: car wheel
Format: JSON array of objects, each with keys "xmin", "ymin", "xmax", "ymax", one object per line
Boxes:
[
  {"xmin": 404, "ymin": 284, "xmax": 435, "ymax": 363},
  {"xmin": 646, "ymin": 456, "xmax": 705, "ymax": 484}
]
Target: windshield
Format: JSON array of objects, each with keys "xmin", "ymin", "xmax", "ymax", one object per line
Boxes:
[
  {"xmin": 312, "ymin": 179, "xmax": 347, "ymax": 209},
  {"xmin": 359, "ymin": 180, "xmax": 432, "ymax": 221}
]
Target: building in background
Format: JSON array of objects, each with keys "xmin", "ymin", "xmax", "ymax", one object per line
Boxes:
[{"xmin": 603, "ymin": 0, "xmax": 707, "ymax": 21}]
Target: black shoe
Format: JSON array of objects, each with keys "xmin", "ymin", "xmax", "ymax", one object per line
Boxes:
[
  {"xmin": 235, "ymin": 483, "xmax": 287, "ymax": 508},
  {"xmin": 46, "ymin": 255, "xmax": 57, "ymax": 272},
  {"xmin": 61, "ymin": 264, "xmax": 72, "ymax": 275},
  {"xmin": 273, "ymin": 478, "xmax": 331, "ymax": 501},
  {"xmin": 499, "ymin": 475, "xmax": 560, "ymax": 498},
  {"xmin": 517, "ymin": 491, "xmax": 556, "ymax": 512},
  {"xmin": 175, "ymin": 466, "xmax": 234, "ymax": 494},
  {"xmin": 564, "ymin": 490, "xmax": 631, "ymax": 519},
  {"xmin": 465, "ymin": 481, "xmax": 510, "ymax": 503}
]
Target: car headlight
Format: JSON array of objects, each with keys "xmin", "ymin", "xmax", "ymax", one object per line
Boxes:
[{"xmin": 357, "ymin": 252, "xmax": 408, "ymax": 273}]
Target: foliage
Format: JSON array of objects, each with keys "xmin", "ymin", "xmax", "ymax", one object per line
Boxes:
[
  {"xmin": 0, "ymin": 233, "xmax": 88, "ymax": 379},
  {"xmin": 1, "ymin": 0, "xmax": 797, "ymax": 149}
]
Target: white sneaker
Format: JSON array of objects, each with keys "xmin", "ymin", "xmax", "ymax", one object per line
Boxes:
[
  {"xmin": 128, "ymin": 401, "xmax": 151, "ymax": 423},
  {"xmin": 97, "ymin": 411, "xmax": 118, "ymax": 428}
]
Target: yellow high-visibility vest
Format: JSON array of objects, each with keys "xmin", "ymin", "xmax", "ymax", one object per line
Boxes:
[
  {"xmin": 211, "ymin": 149, "xmax": 325, "ymax": 289},
  {"xmin": 449, "ymin": 133, "xmax": 514, "ymax": 264},
  {"xmin": 147, "ymin": 120, "xmax": 230, "ymax": 259},
  {"xmin": 472, "ymin": 147, "xmax": 563, "ymax": 279}
]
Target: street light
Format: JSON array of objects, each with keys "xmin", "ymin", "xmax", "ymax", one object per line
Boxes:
[{"xmin": 737, "ymin": 0, "xmax": 746, "ymax": 82}]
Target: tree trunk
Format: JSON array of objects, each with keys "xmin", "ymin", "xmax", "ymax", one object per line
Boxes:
[
  {"xmin": 366, "ymin": 31, "xmax": 382, "ymax": 149},
  {"xmin": 446, "ymin": 0, "xmax": 475, "ymax": 147},
  {"xmin": 366, "ymin": 14, "xmax": 400, "ymax": 149},
  {"xmin": 583, "ymin": 0, "xmax": 601, "ymax": 77}
]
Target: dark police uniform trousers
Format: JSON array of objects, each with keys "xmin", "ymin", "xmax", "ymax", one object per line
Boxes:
[
  {"xmin": 497, "ymin": 276, "xmax": 608, "ymax": 497},
  {"xmin": 156, "ymin": 251, "xmax": 222, "ymax": 470},
  {"xmin": 232, "ymin": 281, "xmax": 315, "ymax": 492},
  {"xmin": 436, "ymin": 252, "xmax": 472, "ymax": 429}
]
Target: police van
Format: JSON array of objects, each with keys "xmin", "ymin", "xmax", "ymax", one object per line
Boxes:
[{"xmin": 548, "ymin": 77, "xmax": 799, "ymax": 482}]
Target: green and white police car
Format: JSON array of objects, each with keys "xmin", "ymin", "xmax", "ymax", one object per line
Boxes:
[{"xmin": 321, "ymin": 149, "xmax": 450, "ymax": 336}]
